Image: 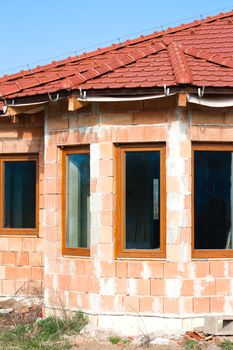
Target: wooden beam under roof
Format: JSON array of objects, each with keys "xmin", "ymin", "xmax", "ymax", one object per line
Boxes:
[
  {"xmin": 68, "ymin": 96, "xmax": 89, "ymax": 111},
  {"xmin": 177, "ymin": 93, "xmax": 187, "ymax": 107},
  {"xmin": 3, "ymin": 104, "xmax": 46, "ymax": 117}
]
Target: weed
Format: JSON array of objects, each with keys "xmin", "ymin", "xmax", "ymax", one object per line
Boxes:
[
  {"xmin": 36, "ymin": 311, "xmax": 88, "ymax": 341},
  {"xmin": 139, "ymin": 334, "xmax": 151, "ymax": 347},
  {"xmin": 220, "ymin": 339, "xmax": 233, "ymax": 350},
  {"xmin": 64, "ymin": 311, "xmax": 88, "ymax": 335},
  {"xmin": 109, "ymin": 335, "xmax": 122, "ymax": 344},
  {"xmin": 185, "ymin": 338, "xmax": 201, "ymax": 350},
  {"xmin": 0, "ymin": 329, "xmax": 16, "ymax": 342},
  {"xmin": 17, "ymin": 323, "xmax": 35, "ymax": 335},
  {"xmin": 108, "ymin": 335, "xmax": 131, "ymax": 345},
  {"xmin": 0, "ymin": 311, "xmax": 88, "ymax": 350},
  {"xmin": 37, "ymin": 316, "xmax": 65, "ymax": 341},
  {"xmin": 122, "ymin": 337, "xmax": 131, "ymax": 344}
]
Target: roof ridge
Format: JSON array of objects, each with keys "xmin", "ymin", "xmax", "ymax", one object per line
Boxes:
[
  {"xmin": 184, "ymin": 46, "xmax": 233, "ymax": 69},
  {"xmin": 167, "ymin": 42, "xmax": 192, "ymax": 84},
  {"xmin": 1, "ymin": 9, "xmax": 233, "ymax": 83}
]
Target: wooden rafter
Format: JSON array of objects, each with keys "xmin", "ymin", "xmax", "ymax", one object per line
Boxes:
[
  {"xmin": 177, "ymin": 93, "xmax": 187, "ymax": 107},
  {"xmin": 68, "ymin": 96, "xmax": 89, "ymax": 111},
  {"xmin": 3, "ymin": 105, "xmax": 46, "ymax": 117}
]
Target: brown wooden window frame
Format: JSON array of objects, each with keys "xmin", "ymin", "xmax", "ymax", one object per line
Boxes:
[
  {"xmin": 0, "ymin": 154, "xmax": 39, "ymax": 236},
  {"xmin": 192, "ymin": 143, "xmax": 233, "ymax": 259},
  {"xmin": 115, "ymin": 143, "xmax": 166, "ymax": 259},
  {"xmin": 62, "ymin": 147, "xmax": 90, "ymax": 257}
]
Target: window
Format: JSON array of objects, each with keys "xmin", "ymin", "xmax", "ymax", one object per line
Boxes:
[
  {"xmin": 193, "ymin": 143, "xmax": 233, "ymax": 258},
  {"xmin": 62, "ymin": 148, "xmax": 90, "ymax": 256},
  {"xmin": 0, "ymin": 155, "xmax": 38, "ymax": 235},
  {"xmin": 116, "ymin": 144, "xmax": 166, "ymax": 258}
]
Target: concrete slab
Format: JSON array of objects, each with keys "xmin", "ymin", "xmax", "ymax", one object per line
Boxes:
[{"xmin": 204, "ymin": 316, "xmax": 233, "ymax": 335}]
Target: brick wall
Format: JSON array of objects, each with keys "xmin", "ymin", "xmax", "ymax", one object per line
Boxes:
[
  {"xmin": 0, "ymin": 113, "xmax": 44, "ymax": 297},
  {"xmin": 42, "ymin": 98, "xmax": 233, "ymax": 317}
]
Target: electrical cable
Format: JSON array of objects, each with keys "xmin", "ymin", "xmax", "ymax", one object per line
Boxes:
[{"xmin": 0, "ymin": 4, "xmax": 233, "ymax": 75}]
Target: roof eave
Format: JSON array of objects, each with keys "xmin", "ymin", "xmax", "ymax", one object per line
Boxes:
[{"xmin": 3, "ymin": 85, "xmax": 233, "ymax": 106}]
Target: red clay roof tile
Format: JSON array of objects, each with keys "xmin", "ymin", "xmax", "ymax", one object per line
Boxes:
[
  {"xmin": 167, "ymin": 42, "xmax": 192, "ymax": 84},
  {"xmin": 1, "ymin": 10, "xmax": 233, "ymax": 100}
]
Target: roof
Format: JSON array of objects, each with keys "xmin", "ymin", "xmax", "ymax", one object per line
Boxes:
[{"xmin": 1, "ymin": 10, "xmax": 233, "ymax": 101}]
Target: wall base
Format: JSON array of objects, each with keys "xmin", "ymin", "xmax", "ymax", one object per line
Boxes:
[
  {"xmin": 44, "ymin": 306, "xmax": 205, "ymax": 336},
  {"xmin": 91, "ymin": 314, "xmax": 204, "ymax": 336}
]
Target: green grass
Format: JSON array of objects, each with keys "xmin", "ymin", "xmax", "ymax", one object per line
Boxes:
[
  {"xmin": 0, "ymin": 311, "xmax": 88, "ymax": 350},
  {"xmin": 108, "ymin": 335, "xmax": 131, "ymax": 345},
  {"xmin": 220, "ymin": 339, "xmax": 233, "ymax": 350},
  {"xmin": 185, "ymin": 339, "xmax": 201, "ymax": 350}
]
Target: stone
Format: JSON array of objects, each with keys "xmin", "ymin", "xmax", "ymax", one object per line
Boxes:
[
  {"xmin": 204, "ymin": 316, "xmax": 233, "ymax": 335},
  {"xmin": 206, "ymin": 345, "xmax": 222, "ymax": 350},
  {"xmin": 150, "ymin": 337, "xmax": 171, "ymax": 345},
  {"xmin": 0, "ymin": 308, "xmax": 13, "ymax": 314}
]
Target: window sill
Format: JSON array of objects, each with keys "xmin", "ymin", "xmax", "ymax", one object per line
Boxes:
[
  {"xmin": 62, "ymin": 254, "xmax": 90, "ymax": 259},
  {"xmin": 116, "ymin": 257, "xmax": 166, "ymax": 261},
  {"xmin": 116, "ymin": 249, "xmax": 166, "ymax": 259},
  {"xmin": 0, "ymin": 230, "xmax": 38, "ymax": 237},
  {"xmin": 192, "ymin": 249, "xmax": 233, "ymax": 259},
  {"xmin": 62, "ymin": 247, "xmax": 90, "ymax": 257}
]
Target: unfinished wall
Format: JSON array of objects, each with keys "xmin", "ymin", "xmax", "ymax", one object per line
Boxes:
[
  {"xmin": 0, "ymin": 113, "xmax": 44, "ymax": 298},
  {"xmin": 43, "ymin": 98, "xmax": 233, "ymax": 333}
]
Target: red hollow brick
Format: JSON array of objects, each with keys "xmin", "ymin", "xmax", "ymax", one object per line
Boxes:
[
  {"xmin": 116, "ymin": 261, "xmax": 128, "ymax": 278},
  {"xmin": 3, "ymin": 280, "xmax": 15, "ymax": 295},
  {"xmin": 151, "ymin": 279, "xmax": 164, "ymax": 296},
  {"xmin": 181, "ymin": 297, "xmax": 193, "ymax": 314},
  {"xmin": 5, "ymin": 266, "xmax": 32, "ymax": 280},
  {"xmin": 99, "ymin": 160, "xmax": 114, "ymax": 177},
  {"xmin": 2, "ymin": 252, "xmax": 16, "ymax": 265},
  {"xmin": 164, "ymin": 262, "xmax": 180, "ymax": 278},
  {"xmin": 32, "ymin": 267, "xmax": 43, "ymax": 281},
  {"xmin": 193, "ymin": 297, "xmax": 210, "ymax": 313},
  {"xmin": 100, "ymin": 295, "xmax": 115, "ymax": 311},
  {"xmin": 163, "ymin": 297, "xmax": 180, "ymax": 314},
  {"xmin": 139, "ymin": 296, "xmax": 154, "ymax": 312},
  {"xmin": 99, "ymin": 143, "xmax": 113, "ymax": 159},
  {"xmin": 100, "ymin": 261, "xmax": 115, "ymax": 277},
  {"xmin": 195, "ymin": 261, "xmax": 209, "ymax": 278},
  {"xmin": 75, "ymin": 260, "xmax": 86, "ymax": 275},
  {"xmin": 124, "ymin": 296, "xmax": 140, "ymax": 313},
  {"xmin": 136, "ymin": 279, "xmax": 150, "ymax": 296},
  {"xmin": 128, "ymin": 262, "xmax": 143, "ymax": 278},
  {"xmin": 147, "ymin": 262, "xmax": 164, "ymax": 278},
  {"xmin": 115, "ymin": 278, "xmax": 128, "ymax": 295},
  {"xmin": 16, "ymin": 252, "xmax": 29, "ymax": 266},
  {"xmin": 210, "ymin": 261, "xmax": 225, "ymax": 278},
  {"xmin": 210, "ymin": 296, "xmax": 225, "ymax": 313},
  {"xmin": 181, "ymin": 280, "xmax": 194, "ymax": 296}
]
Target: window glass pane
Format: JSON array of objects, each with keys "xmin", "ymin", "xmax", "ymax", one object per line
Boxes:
[
  {"xmin": 194, "ymin": 151, "xmax": 233, "ymax": 249},
  {"xmin": 66, "ymin": 153, "xmax": 90, "ymax": 248},
  {"xmin": 125, "ymin": 151, "xmax": 160, "ymax": 250},
  {"xmin": 4, "ymin": 161, "xmax": 36, "ymax": 228}
]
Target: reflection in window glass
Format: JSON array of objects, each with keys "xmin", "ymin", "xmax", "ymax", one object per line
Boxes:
[
  {"xmin": 4, "ymin": 161, "xmax": 36, "ymax": 228},
  {"xmin": 194, "ymin": 151, "xmax": 233, "ymax": 249},
  {"xmin": 66, "ymin": 153, "xmax": 90, "ymax": 248},
  {"xmin": 125, "ymin": 151, "xmax": 160, "ymax": 250}
]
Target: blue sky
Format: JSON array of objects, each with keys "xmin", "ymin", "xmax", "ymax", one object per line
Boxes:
[{"xmin": 1, "ymin": 0, "xmax": 233, "ymax": 74}]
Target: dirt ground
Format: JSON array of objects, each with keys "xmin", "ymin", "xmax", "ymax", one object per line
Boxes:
[{"xmin": 71, "ymin": 343, "xmax": 181, "ymax": 350}]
